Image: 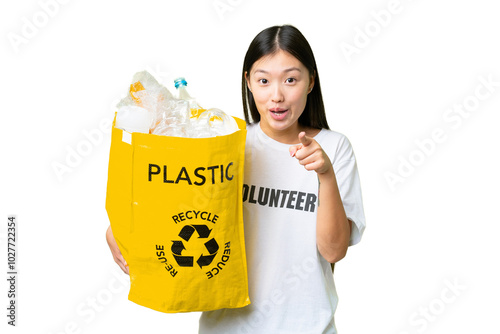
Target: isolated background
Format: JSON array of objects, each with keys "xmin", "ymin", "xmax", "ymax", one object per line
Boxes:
[{"xmin": 1, "ymin": 0, "xmax": 499, "ymax": 333}]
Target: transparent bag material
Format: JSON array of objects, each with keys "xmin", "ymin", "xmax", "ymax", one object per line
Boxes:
[{"xmin": 115, "ymin": 71, "xmax": 239, "ymax": 138}]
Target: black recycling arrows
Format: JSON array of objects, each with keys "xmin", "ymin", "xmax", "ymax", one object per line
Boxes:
[
  {"xmin": 171, "ymin": 224, "xmax": 218, "ymax": 268},
  {"xmin": 171, "ymin": 241, "xmax": 185, "ymax": 255},
  {"xmin": 179, "ymin": 225, "xmax": 195, "ymax": 241},
  {"xmin": 178, "ymin": 224, "xmax": 212, "ymax": 241},
  {"xmin": 196, "ymin": 238, "xmax": 219, "ymax": 268},
  {"xmin": 172, "ymin": 254, "xmax": 194, "ymax": 267},
  {"xmin": 192, "ymin": 225, "xmax": 212, "ymax": 238},
  {"xmin": 171, "ymin": 240, "xmax": 193, "ymax": 267}
]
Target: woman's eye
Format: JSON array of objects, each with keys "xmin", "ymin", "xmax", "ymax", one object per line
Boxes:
[
  {"xmin": 286, "ymin": 78, "xmax": 296, "ymax": 84},
  {"xmin": 259, "ymin": 79, "xmax": 268, "ymax": 84}
]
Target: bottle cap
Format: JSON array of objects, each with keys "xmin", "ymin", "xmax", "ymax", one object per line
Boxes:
[{"xmin": 174, "ymin": 77, "xmax": 187, "ymax": 89}]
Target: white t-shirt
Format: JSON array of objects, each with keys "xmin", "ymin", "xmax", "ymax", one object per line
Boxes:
[{"xmin": 199, "ymin": 123, "xmax": 366, "ymax": 334}]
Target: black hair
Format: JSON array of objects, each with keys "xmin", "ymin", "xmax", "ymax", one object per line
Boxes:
[{"xmin": 242, "ymin": 25, "xmax": 329, "ymax": 130}]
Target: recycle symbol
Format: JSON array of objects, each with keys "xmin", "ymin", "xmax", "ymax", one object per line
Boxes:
[{"xmin": 171, "ymin": 224, "xmax": 219, "ymax": 268}]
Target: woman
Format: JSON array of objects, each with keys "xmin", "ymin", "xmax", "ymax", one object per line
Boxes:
[{"xmin": 107, "ymin": 25, "xmax": 365, "ymax": 333}]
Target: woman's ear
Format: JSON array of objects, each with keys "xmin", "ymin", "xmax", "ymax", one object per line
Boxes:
[
  {"xmin": 245, "ymin": 71, "xmax": 251, "ymax": 92},
  {"xmin": 308, "ymin": 71, "xmax": 316, "ymax": 93}
]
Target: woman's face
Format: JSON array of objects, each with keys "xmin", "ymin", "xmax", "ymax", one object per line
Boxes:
[{"xmin": 246, "ymin": 50, "xmax": 314, "ymax": 143}]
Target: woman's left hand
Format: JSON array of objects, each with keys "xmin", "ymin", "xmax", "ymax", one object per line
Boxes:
[{"xmin": 289, "ymin": 132, "xmax": 333, "ymax": 175}]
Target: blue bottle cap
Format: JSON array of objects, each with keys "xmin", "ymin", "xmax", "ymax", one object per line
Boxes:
[{"xmin": 174, "ymin": 77, "xmax": 187, "ymax": 89}]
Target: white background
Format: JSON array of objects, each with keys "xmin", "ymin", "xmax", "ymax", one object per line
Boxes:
[{"xmin": 1, "ymin": 0, "xmax": 499, "ymax": 333}]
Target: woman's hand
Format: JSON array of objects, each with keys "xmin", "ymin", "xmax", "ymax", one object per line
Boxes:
[
  {"xmin": 289, "ymin": 132, "xmax": 333, "ymax": 175},
  {"xmin": 106, "ymin": 225, "xmax": 129, "ymax": 275},
  {"xmin": 290, "ymin": 131, "xmax": 351, "ymax": 263}
]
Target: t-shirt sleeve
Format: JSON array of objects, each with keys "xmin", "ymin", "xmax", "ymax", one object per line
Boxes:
[{"xmin": 330, "ymin": 136, "xmax": 366, "ymax": 246}]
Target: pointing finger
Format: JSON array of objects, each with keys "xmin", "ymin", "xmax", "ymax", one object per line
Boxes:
[{"xmin": 298, "ymin": 132, "xmax": 313, "ymax": 147}]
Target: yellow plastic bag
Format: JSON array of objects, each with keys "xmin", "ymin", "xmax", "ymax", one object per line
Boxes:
[{"xmin": 105, "ymin": 115, "xmax": 250, "ymax": 313}]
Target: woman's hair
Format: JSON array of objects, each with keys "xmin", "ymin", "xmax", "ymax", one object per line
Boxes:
[{"xmin": 242, "ymin": 25, "xmax": 329, "ymax": 130}]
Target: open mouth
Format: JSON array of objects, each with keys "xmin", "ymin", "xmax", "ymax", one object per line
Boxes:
[{"xmin": 269, "ymin": 108, "xmax": 288, "ymax": 120}]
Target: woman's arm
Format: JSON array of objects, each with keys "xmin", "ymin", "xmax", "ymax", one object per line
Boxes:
[
  {"xmin": 106, "ymin": 225, "xmax": 129, "ymax": 274},
  {"xmin": 316, "ymin": 170, "xmax": 351, "ymax": 263},
  {"xmin": 290, "ymin": 132, "xmax": 351, "ymax": 263}
]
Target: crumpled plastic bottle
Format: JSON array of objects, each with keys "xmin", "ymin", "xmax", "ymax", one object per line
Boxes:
[
  {"xmin": 151, "ymin": 99, "xmax": 191, "ymax": 137},
  {"xmin": 189, "ymin": 108, "xmax": 239, "ymax": 138}
]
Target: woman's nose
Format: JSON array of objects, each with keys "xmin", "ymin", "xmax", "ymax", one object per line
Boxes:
[{"xmin": 271, "ymin": 84, "xmax": 284, "ymax": 103}]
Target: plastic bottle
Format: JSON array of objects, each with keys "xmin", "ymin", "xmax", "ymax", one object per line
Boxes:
[
  {"xmin": 172, "ymin": 77, "xmax": 239, "ymax": 138},
  {"xmin": 174, "ymin": 77, "xmax": 204, "ymax": 118},
  {"xmin": 174, "ymin": 77, "xmax": 190, "ymax": 100}
]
